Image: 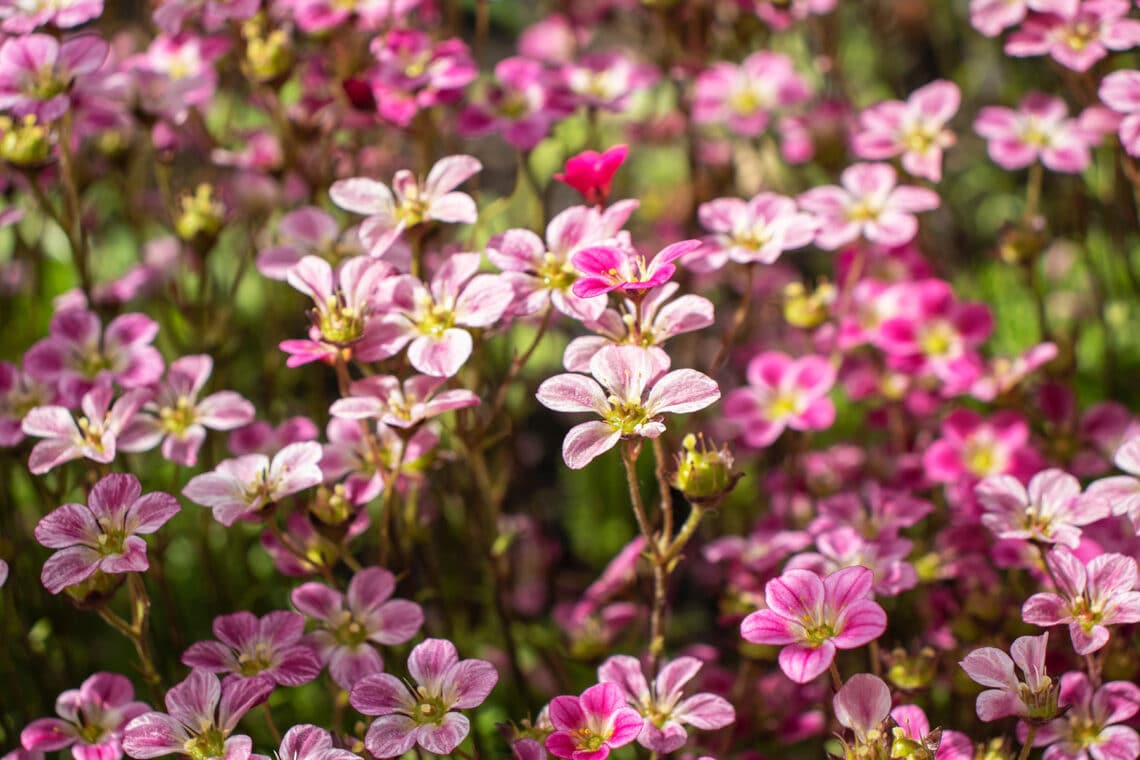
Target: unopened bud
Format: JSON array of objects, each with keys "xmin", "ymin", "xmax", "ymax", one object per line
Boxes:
[
  {"xmin": 176, "ymin": 183, "xmax": 225, "ymax": 244},
  {"xmin": 0, "ymin": 115, "xmax": 51, "ymax": 168},
  {"xmin": 784, "ymin": 280, "xmax": 836, "ymax": 329},
  {"xmin": 885, "ymin": 646, "xmax": 938, "ymax": 691},
  {"xmin": 671, "ymin": 433, "xmax": 739, "ymax": 505}
]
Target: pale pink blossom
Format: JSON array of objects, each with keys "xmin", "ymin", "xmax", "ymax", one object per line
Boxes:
[
  {"xmin": 975, "ymin": 93, "xmax": 1093, "ymax": 172},
  {"xmin": 571, "ymin": 240, "xmax": 702, "ymax": 298},
  {"xmin": 21, "ymin": 672, "xmax": 148, "ymax": 760},
  {"xmin": 329, "ymin": 375, "xmax": 479, "ymax": 429},
  {"xmin": 852, "ymin": 80, "xmax": 960, "ymax": 182},
  {"xmin": 697, "ymin": 193, "xmax": 818, "ymax": 268},
  {"xmin": 182, "ymin": 442, "xmax": 324, "ymax": 526},
  {"xmin": 1088, "ymin": 436, "xmax": 1140, "ymax": 532},
  {"xmin": 1028, "ymin": 673, "xmax": 1140, "ymax": 760},
  {"xmin": 977, "ymin": 469, "xmax": 1110, "ymax": 548},
  {"xmin": 692, "ymin": 52, "xmax": 811, "ymax": 137},
  {"xmin": 1005, "ymin": 0, "xmax": 1140, "ymax": 72},
  {"xmin": 722, "ymin": 352, "xmax": 836, "ymax": 448},
  {"xmin": 960, "ymin": 633, "xmax": 1057, "ymax": 721},
  {"xmin": 1099, "ymin": 70, "xmax": 1140, "ymax": 157},
  {"xmin": 22, "ymin": 386, "xmax": 148, "ymax": 475}
]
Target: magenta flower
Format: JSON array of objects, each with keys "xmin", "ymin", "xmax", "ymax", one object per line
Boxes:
[
  {"xmin": 562, "ymin": 52, "xmax": 657, "ymax": 112},
  {"xmin": 279, "ymin": 255, "xmax": 393, "ymax": 367},
  {"xmin": 1022, "ymin": 548, "xmax": 1140, "ymax": 655},
  {"xmin": 740, "ymin": 566, "xmax": 887, "ymax": 683},
  {"xmin": 692, "ymin": 52, "xmax": 811, "ymax": 137},
  {"xmin": 24, "ymin": 309, "xmax": 163, "ymax": 407},
  {"xmin": 291, "ymin": 567, "xmax": 424, "ymax": 690},
  {"xmin": 923, "ymin": 409, "xmax": 1034, "ymax": 483},
  {"xmin": 349, "ymin": 638, "xmax": 498, "ymax": 758},
  {"xmin": 570, "ymin": 240, "xmax": 702, "ymax": 298},
  {"xmin": 273, "ymin": 725, "xmax": 360, "ymax": 760},
  {"xmin": 960, "ymin": 633, "xmax": 1057, "ymax": 721},
  {"xmin": 786, "ymin": 528, "xmax": 917, "ymax": 597},
  {"xmin": 535, "ymin": 345, "xmax": 720, "ymax": 469},
  {"xmin": 370, "ymin": 253, "xmax": 513, "ymax": 377},
  {"xmin": 118, "ymin": 355, "xmax": 254, "ymax": 467},
  {"xmin": 228, "ymin": 417, "xmax": 318, "ymax": 456},
  {"xmin": 833, "ymin": 674, "xmax": 891, "ymax": 745},
  {"xmin": 1100, "ymin": 70, "xmax": 1140, "ymax": 158},
  {"xmin": 367, "ymin": 30, "xmax": 476, "ymax": 128},
  {"xmin": 975, "ymin": 93, "xmax": 1093, "ymax": 173},
  {"xmin": 457, "ymin": 57, "xmax": 573, "ymax": 151},
  {"xmin": 722, "ymin": 352, "xmax": 836, "ymax": 448},
  {"xmin": 0, "ymin": 359, "xmax": 54, "ymax": 446},
  {"xmin": 330, "ymin": 155, "xmax": 481, "ymax": 258},
  {"xmin": 697, "ymin": 193, "xmax": 818, "ymax": 268},
  {"xmin": 22, "ymin": 386, "xmax": 148, "ymax": 475},
  {"xmin": 34, "ymin": 472, "xmax": 178, "ymax": 595},
  {"xmin": 122, "ymin": 670, "xmax": 272, "ymax": 760},
  {"xmin": 151, "ymin": 0, "xmax": 258, "ymax": 34},
  {"xmin": 21, "ymin": 672, "xmax": 148, "ymax": 760},
  {"xmin": 0, "ymin": 34, "xmax": 108, "ymax": 122},
  {"xmin": 1088, "ymin": 436, "xmax": 1140, "ymax": 531},
  {"xmin": 852, "ymin": 80, "xmax": 961, "ymax": 182},
  {"xmin": 486, "ymin": 201, "xmax": 638, "ymax": 322},
  {"xmin": 546, "ymin": 683, "xmax": 644, "ymax": 760},
  {"xmin": 968, "ymin": 0, "xmax": 1076, "ymax": 36},
  {"xmin": 1005, "ymin": 0, "xmax": 1140, "ymax": 72},
  {"xmin": 257, "ymin": 207, "xmax": 361, "ymax": 280},
  {"xmin": 1029, "ymin": 673, "xmax": 1140, "ymax": 760},
  {"xmin": 182, "ymin": 611, "xmax": 322, "ymax": 687},
  {"xmin": 976, "ymin": 469, "xmax": 1110, "ymax": 548},
  {"xmin": 0, "ymin": 0, "xmax": 103, "ymax": 32},
  {"xmin": 182, "ymin": 442, "xmax": 324, "ymax": 527},
  {"xmin": 799, "ymin": 163, "xmax": 939, "ymax": 250},
  {"xmin": 290, "ymin": 0, "xmax": 416, "ymax": 33},
  {"xmin": 554, "ymin": 145, "xmax": 628, "ymax": 207},
  {"xmin": 329, "ymin": 375, "xmax": 479, "ymax": 429},
  {"xmin": 597, "ymin": 655, "xmax": 734, "ymax": 753}
]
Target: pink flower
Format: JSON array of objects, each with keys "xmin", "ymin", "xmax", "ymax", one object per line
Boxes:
[
  {"xmin": 597, "ymin": 655, "xmax": 734, "ymax": 753},
  {"xmin": 1029, "ymin": 673, "xmax": 1140, "ymax": 760},
  {"xmin": 554, "ymin": 145, "xmax": 628, "ymax": 206},
  {"xmin": 545, "ymin": 683, "xmax": 644, "ymax": 760},
  {"xmin": 0, "ymin": 34, "xmax": 107, "ymax": 123},
  {"xmin": 367, "ymin": 30, "xmax": 476, "ymax": 128},
  {"xmin": 21, "ymin": 672, "xmax": 148, "ymax": 760},
  {"xmin": 889, "ymin": 705, "xmax": 973, "ymax": 760},
  {"xmin": 457, "ymin": 57, "xmax": 574, "ymax": 151},
  {"xmin": 34, "ymin": 472, "xmax": 178, "ymax": 594},
  {"xmin": 722, "ymin": 352, "xmax": 836, "ymax": 448},
  {"xmin": 740, "ymin": 566, "xmax": 888, "ymax": 683},
  {"xmin": 256, "ymin": 207, "xmax": 361, "ymax": 281},
  {"xmin": 330, "ymin": 155, "xmax": 481, "ymax": 258},
  {"xmin": 22, "ymin": 386, "xmax": 148, "ymax": 475},
  {"xmin": 975, "ymin": 93, "xmax": 1093, "ymax": 173},
  {"xmin": 24, "ymin": 309, "xmax": 163, "ymax": 407},
  {"xmin": 349, "ymin": 638, "xmax": 497, "ymax": 758},
  {"xmin": 833, "ymin": 674, "xmax": 891, "ymax": 745},
  {"xmin": 1022, "ymin": 548, "xmax": 1140, "ymax": 655},
  {"xmin": 0, "ymin": 359, "xmax": 54, "ymax": 446},
  {"xmin": 182, "ymin": 611, "xmax": 322, "ymax": 687},
  {"xmin": 272, "ymin": 726, "xmax": 360, "ymax": 760},
  {"xmin": 852, "ymin": 80, "xmax": 960, "ymax": 182},
  {"xmin": 125, "ymin": 34, "xmax": 227, "ymax": 124},
  {"xmin": 697, "ymin": 193, "xmax": 818, "ymax": 268},
  {"xmin": 968, "ymin": 0, "xmax": 1077, "ymax": 36},
  {"xmin": 692, "ymin": 52, "xmax": 811, "ymax": 137},
  {"xmin": 319, "ymin": 419, "xmax": 437, "ymax": 505},
  {"xmin": 535, "ymin": 345, "xmax": 720, "ymax": 469},
  {"xmin": 370, "ymin": 253, "xmax": 514, "ymax": 377},
  {"xmin": 923, "ymin": 409, "xmax": 1035, "ymax": 483},
  {"xmin": 151, "ymin": 0, "xmax": 259, "ymax": 34},
  {"xmin": 570, "ymin": 240, "xmax": 702, "ymax": 298},
  {"xmin": 486, "ymin": 201, "xmax": 637, "ymax": 322},
  {"xmin": 122, "ymin": 670, "xmax": 272, "ymax": 760},
  {"xmin": 289, "ymin": 0, "xmax": 418, "ymax": 32},
  {"xmin": 1005, "ymin": 0, "xmax": 1140, "ymax": 72},
  {"xmin": 259, "ymin": 511, "xmax": 369, "ymax": 578},
  {"xmin": 562, "ymin": 52, "xmax": 658, "ymax": 112},
  {"xmin": 329, "ymin": 375, "xmax": 479, "ymax": 429},
  {"xmin": 118, "ymin": 355, "xmax": 254, "ymax": 467},
  {"xmin": 182, "ymin": 442, "xmax": 324, "ymax": 527},
  {"xmin": 1088, "ymin": 436, "xmax": 1140, "ymax": 531},
  {"xmin": 1099, "ymin": 70, "xmax": 1140, "ymax": 157},
  {"xmin": 798, "ymin": 164, "xmax": 939, "ymax": 250},
  {"xmin": 754, "ymin": 0, "xmax": 837, "ymax": 29},
  {"xmin": 977, "ymin": 469, "xmax": 1110, "ymax": 548},
  {"xmin": 0, "ymin": 0, "xmax": 103, "ymax": 32},
  {"xmin": 960, "ymin": 633, "xmax": 1057, "ymax": 721},
  {"xmin": 291, "ymin": 567, "xmax": 424, "ymax": 690},
  {"xmin": 228, "ymin": 416, "xmax": 318, "ymax": 456},
  {"xmin": 786, "ymin": 528, "xmax": 917, "ymax": 597}
]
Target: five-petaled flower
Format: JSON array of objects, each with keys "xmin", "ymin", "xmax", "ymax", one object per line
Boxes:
[
  {"xmin": 21, "ymin": 672, "xmax": 149, "ymax": 760},
  {"xmin": 545, "ymin": 682, "xmax": 645, "ymax": 760},
  {"xmin": 182, "ymin": 610, "xmax": 323, "ymax": 686},
  {"xmin": 960, "ymin": 632, "xmax": 1059, "ymax": 722}
]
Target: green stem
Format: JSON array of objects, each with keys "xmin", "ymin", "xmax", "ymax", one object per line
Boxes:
[{"xmin": 1018, "ymin": 725, "xmax": 1038, "ymax": 760}]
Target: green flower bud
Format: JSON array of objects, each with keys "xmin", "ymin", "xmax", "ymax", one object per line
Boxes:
[
  {"xmin": 671, "ymin": 433, "xmax": 739, "ymax": 505},
  {"xmin": 0, "ymin": 115, "xmax": 51, "ymax": 168},
  {"xmin": 176, "ymin": 183, "xmax": 225, "ymax": 243}
]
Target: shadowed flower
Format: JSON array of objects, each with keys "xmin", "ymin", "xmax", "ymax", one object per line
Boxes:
[
  {"xmin": 22, "ymin": 386, "xmax": 149, "ymax": 475},
  {"xmin": 1027, "ymin": 673, "xmax": 1140, "ymax": 760},
  {"xmin": 182, "ymin": 611, "xmax": 322, "ymax": 686},
  {"xmin": 273, "ymin": 725, "xmax": 360, "ymax": 760},
  {"xmin": 21, "ymin": 672, "xmax": 148, "ymax": 760}
]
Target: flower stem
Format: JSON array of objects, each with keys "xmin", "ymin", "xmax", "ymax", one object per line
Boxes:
[
  {"xmin": 711, "ymin": 264, "xmax": 755, "ymax": 373},
  {"xmin": 1018, "ymin": 724, "xmax": 1038, "ymax": 760},
  {"xmin": 829, "ymin": 660, "xmax": 843, "ymax": 691}
]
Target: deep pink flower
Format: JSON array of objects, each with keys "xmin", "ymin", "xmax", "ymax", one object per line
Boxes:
[
  {"xmin": 554, "ymin": 145, "xmax": 628, "ymax": 206},
  {"xmin": 968, "ymin": 0, "xmax": 1077, "ymax": 36},
  {"xmin": 975, "ymin": 93, "xmax": 1093, "ymax": 173},
  {"xmin": 22, "ymin": 386, "xmax": 148, "ymax": 475},
  {"xmin": 151, "ymin": 0, "xmax": 258, "ymax": 34},
  {"xmin": 0, "ymin": 34, "xmax": 107, "ymax": 123},
  {"xmin": 330, "ymin": 155, "xmax": 481, "ymax": 258},
  {"xmin": 722, "ymin": 352, "xmax": 836, "ymax": 448},
  {"xmin": 597, "ymin": 655, "xmax": 734, "ymax": 753},
  {"xmin": 562, "ymin": 52, "xmax": 657, "ymax": 112},
  {"xmin": 257, "ymin": 207, "xmax": 362, "ymax": 281},
  {"xmin": 1005, "ymin": 0, "xmax": 1140, "ymax": 72},
  {"xmin": 0, "ymin": 0, "xmax": 103, "ymax": 32},
  {"xmin": 960, "ymin": 633, "xmax": 1056, "ymax": 721},
  {"xmin": 182, "ymin": 611, "xmax": 322, "ymax": 687},
  {"xmin": 350, "ymin": 638, "xmax": 497, "ymax": 758},
  {"xmin": 290, "ymin": 0, "xmax": 418, "ymax": 34},
  {"xmin": 291, "ymin": 567, "xmax": 424, "ymax": 690},
  {"xmin": 368, "ymin": 30, "xmax": 476, "ymax": 128},
  {"xmin": 692, "ymin": 52, "xmax": 811, "ymax": 137},
  {"xmin": 697, "ymin": 193, "xmax": 817, "ymax": 268},
  {"xmin": 923, "ymin": 409, "xmax": 1035, "ymax": 483},
  {"xmin": 798, "ymin": 163, "xmax": 939, "ymax": 250},
  {"xmin": 34, "ymin": 472, "xmax": 178, "ymax": 595},
  {"xmin": 182, "ymin": 442, "xmax": 324, "ymax": 527},
  {"xmin": 330, "ymin": 375, "xmax": 479, "ymax": 429},
  {"xmin": 570, "ymin": 240, "xmax": 701, "ymax": 298},
  {"xmin": 125, "ymin": 34, "xmax": 227, "ymax": 124},
  {"xmin": 21, "ymin": 673, "xmax": 148, "ymax": 760},
  {"xmin": 0, "ymin": 360, "xmax": 54, "ymax": 446},
  {"xmin": 118, "ymin": 355, "xmax": 254, "ymax": 467},
  {"xmin": 535, "ymin": 345, "xmax": 720, "ymax": 469},
  {"xmin": 228, "ymin": 417, "xmax": 319, "ymax": 456},
  {"xmin": 272, "ymin": 725, "xmax": 360, "ymax": 760},
  {"xmin": 122, "ymin": 670, "xmax": 272, "ymax": 760},
  {"xmin": 1029, "ymin": 673, "xmax": 1140, "ymax": 760},
  {"xmin": 787, "ymin": 527, "xmax": 917, "ymax": 597},
  {"xmin": 546, "ymin": 683, "xmax": 644, "ymax": 760},
  {"xmin": 486, "ymin": 201, "xmax": 637, "ymax": 322},
  {"xmin": 1022, "ymin": 548, "xmax": 1140, "ymax": 655},
  {"xmin": 740, "ymin": 566, "xmax": 887, "ymax": 683},
  {"xmin": 1088, "ymin": 436, "xmax": 1140, "ymax": 532},
  {"xmin": 457, "ymin": 57, "xmax": 574, "ymax": 151},
  {"xmin": 24, "ymin": 309, "xmax": 163, "ymax": 407},
  {"xmin": 852, "ymin": 80, "xmax": 960, "ymax": 182},
  {"xmin": 977, "ymin": 469, "xmax": 1110, "ymax": 548},
  {"xmin": 369, "ymin": 253, "xmax": 513, "ymax": 377},
  {"xmin": 1099, "ymin": 70, "xmax": 1140, "ymax": 158},
  {"xmin": 833, "ymin": 674, "xmax": 891, "ymax": 745}
]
